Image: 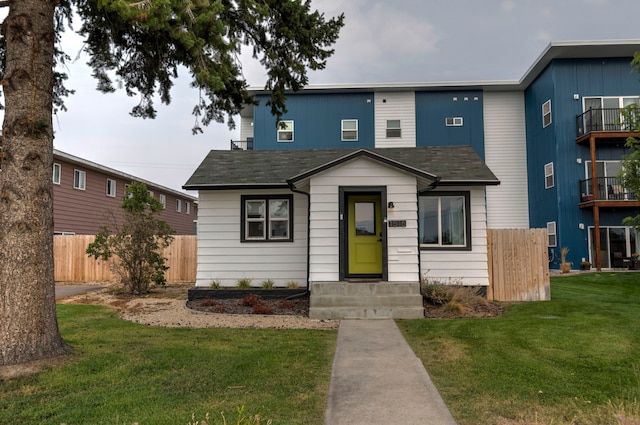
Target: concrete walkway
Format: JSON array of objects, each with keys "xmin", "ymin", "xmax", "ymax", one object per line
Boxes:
[{"xmin": 325, "ymin": 319, "xmax": 457, "ymax": 425}]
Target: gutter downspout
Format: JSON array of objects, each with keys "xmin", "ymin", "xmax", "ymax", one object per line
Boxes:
[{"xmin": 287, "ymin": 181, "xmax": 311, "ymax": 298}]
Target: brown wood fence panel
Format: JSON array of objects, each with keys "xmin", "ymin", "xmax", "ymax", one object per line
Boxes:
[
  {"xmin": 487, "ymin": 229, "xmax": 550, "ymax": 302},
  {"xmin": 54, "ymin": 235, "xmax": 197, "ymax": 283}
]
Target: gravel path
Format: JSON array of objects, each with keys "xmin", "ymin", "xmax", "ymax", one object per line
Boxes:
[{"xmin": 58, "ymin": 288, "xmax": 339, "ymax": 330}]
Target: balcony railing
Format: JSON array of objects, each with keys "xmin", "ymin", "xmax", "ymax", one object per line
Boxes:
[
  {"xmin": 230, "ymin": 138, "xmax": 254, "ymax": 150},
  {"xmin": 579, "ymin": 177, "xmax": 636, "ymax": 202},
  {"xmin": 576, "ymin": 108, "xmax": 635, "ymax": 137}
]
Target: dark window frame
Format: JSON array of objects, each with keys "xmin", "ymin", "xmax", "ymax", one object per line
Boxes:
[
  {"xmin": 241, "ymin": 194, "xmax": 294, "ymax": 242},
  {"xmin": 418, "ymin": 191, "xmax": 472, "ymax": 251}
]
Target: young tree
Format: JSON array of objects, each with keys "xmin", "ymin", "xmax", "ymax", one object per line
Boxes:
[
  {"xmin": 0, "ymin": 0, "xmax": 343, "ymax": 366},
  {"xmin": 619, "ymin": 54, "xmax": 640, "ymax": 229},
  {"xmin": 86, "ymin": 183, "xmax": 175, "ymax": 294}
]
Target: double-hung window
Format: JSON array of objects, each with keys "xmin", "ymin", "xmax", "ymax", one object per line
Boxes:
[
  {"xmin": 277, "ymin": 120, "xmax": 294, "ymax": 142},
  {"xmin": 176, "ymin": 199, "xmax": 182, "ymax": 212},
  {"xmin": 341, "ymin": 119, "xmax": 358, "ymax": 141},
  {"xmin": 106, "ymin": 178, "xmax": 116, "ymax": 197},
  {"xmin": 419, "ymin": 192, "xmax": 470, "ymax": 249},
  {"xmin": 542, "ymin": 100, "xmax": 552, "ymax": 127},
  {"xmin": 52, "ymin": 163, "xmax": 61, "ymax": 185},
  {"xmin": 547, "ymin": 222, "xmax": 557, "ymax": 247},
  {"xmin": 241, "ymin": 195, "xmax": 293, "ymax": 242},
  {"xmin": 544, "ymin": 162, "xmax": 554, "ymax": 189},
  {"xmin": 159, "ymin": 194, "xmax": 166, "ymax": 209},
  {"xmin": 386, "ymin": 120, "xmax": 401, "ymax": 138},
  {"xmin": 73, "ymin": 169, "xmax": 86, "ymax": 190}
]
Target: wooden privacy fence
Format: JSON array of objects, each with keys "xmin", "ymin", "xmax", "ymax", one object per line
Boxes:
[
  {"xmin": 487, "ymin": 228, "xmax": 550, "ymax": 301},
  {"xmin": 54, "ymin": 235, "xmax": 197, "ymax": 283}
]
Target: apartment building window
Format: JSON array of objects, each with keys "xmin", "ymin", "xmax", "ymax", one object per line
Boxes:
[
  {"xmin": 106, "ymin": 178, "xmax": 116, "ymax": 197},
  {"xmin": 544, "ymin": 162, "xmax": 554, "ymax": 189},
  {"xmin": 418, "ymin": 192, "xmax": 470, "ymax": 250},
  {"xmin": 241, "ymin": 195, "xmax": 293, "ymax": 241},
  {"xmin": 73, "ymin": 169, "xmax": 86, "ymax": 190},
  {"xmin": 445, "ymin": 117, "xmax": 463, "ymax": 126},
  {"xmin": 277, "ymin": 120, "xmax": 294, "ymax": 142},
  {"xmin": 386, "ymin": 120, "xmax": 401, "ymax": 138},
  {"xmin": 542, "ymin": 100, "xmax": 552, "ymax": 127},
  {"xmin": 176, "ymin": 199, "xmax": 182, "ymax": 212},
  {"xmin": 186, "ymin": 202, "xmax": 191, "ymax": 215},
  {"xmin": 341, "ymin": 119, "xmax": 358, "ymax": 141},
  {"xmin": 52, "ymin": 163, "xmax": 61, "ymax": 185},
  {"xmin": 159, "ymin": 194, "xmax": 166, "ymax": 209},
  {"xmin": 547, "ymin": 222, "xmax": 557, "ymax": 247}
]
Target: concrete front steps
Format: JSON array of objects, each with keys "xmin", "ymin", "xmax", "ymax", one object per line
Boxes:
[{"xmin": 309, "ymin": 281, "xmax": 425, "ymax": 320}]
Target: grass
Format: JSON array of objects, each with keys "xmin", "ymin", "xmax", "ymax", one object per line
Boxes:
[
  {"xmin": 400, "ymin": 272, "xmax": 640, "ymax": 425},
  {"xmin": 0, "ymin": 304, "xmax": 336, "ymax": 424}
]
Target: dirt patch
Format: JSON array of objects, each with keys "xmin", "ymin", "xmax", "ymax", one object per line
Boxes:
[{"xmin": 57, "ymin": 285, "xmax": 338, "ymax": 330}]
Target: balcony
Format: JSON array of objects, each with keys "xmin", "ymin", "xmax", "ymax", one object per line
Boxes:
[
  {"xmin": 579, "ymin": 177, "xmax": 640, "ymax": 208},
  {"xmin": 576, "ymin": 108, "xmax": 639, "ymax": 141},
  {"xmin": 230, "ymin": 138, "xmax": 254, "ymax": 150}
]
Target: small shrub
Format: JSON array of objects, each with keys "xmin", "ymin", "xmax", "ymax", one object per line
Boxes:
[
  {"xmin": 209, "ymin": 280, "xmax": 222, "ymax": 289},
  {"xmin": 236, "ymin": 277, "xmax": 253, "ymax": 289},
  {"xmin": 242, "ymin": 293, "xmax": 261, "ymax": 307},
  {"xmin": 278, "ymin": 298, "xmax": 296, "ymax": 309},
  {"xmin": 252, "ymin": 302, "xmax": 274, "ymax": 315},
  {"xmin": 261, "ymin": 279, "xmax": 275, "ymax": 289},
  {"xmin": 286, "ymin": 281, "xmax": 300, "ymax": 289},
  {"xmin": 200, "ymin": 297, "xmax": 218, "ymax": 307}
]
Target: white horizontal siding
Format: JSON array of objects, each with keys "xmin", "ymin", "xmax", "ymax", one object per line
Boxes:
[
  {"xmin": 375, "ymin": 91, "xmax": 416, "ymax": 148},
  {"xmin": 194, "ymin": 189, "xmax": 307, "ymax": 287},
  {"xmin": 419, "ymin": 187, "xmax": 490, "ymax": 286},
  {"xmin": 240, "ymin": 116, "xmax": 254, "ymax": 141},
  {"xmin": 484, "ymin": 91, "xmax": 529, "ymax": 228},
  {"xmin": 308, "ymin": 156, "xmax": 420, "ymax": 282}
]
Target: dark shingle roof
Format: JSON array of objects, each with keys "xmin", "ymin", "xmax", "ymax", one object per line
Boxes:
[{"xmin": 183, "ymin": 146, "xmax": 499, "ymax": 190}]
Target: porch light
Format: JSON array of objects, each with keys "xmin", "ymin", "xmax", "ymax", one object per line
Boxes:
[{"xmin": 387, "ymin": 202, "xmax": 395, "ymax": 209}]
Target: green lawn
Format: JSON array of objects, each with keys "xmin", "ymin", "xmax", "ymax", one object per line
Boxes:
[
  {"xmin": 0, "ymin": 304, "xmax": 337, "ymax": 425},
  {"xmin": 400, "ymin": 272, "xmax": 640, "ymax": 425}
]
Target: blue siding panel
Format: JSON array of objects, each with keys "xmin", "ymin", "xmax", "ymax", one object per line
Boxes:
[
  {"xmin": 253, "ymin": 93, "xmax": 375, "ymax": 150},
  {"xmin": 415, "ymin": 91, "xmax": 485, "ymax": 158},
  {"xmin": 526, "ymin": 57, "xmax": 640, "ymax": 266}
]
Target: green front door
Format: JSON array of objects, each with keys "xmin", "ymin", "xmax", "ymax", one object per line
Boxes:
[{"xmin": 347, "ymin": 195, "xmax": 383, "ymax": 276}]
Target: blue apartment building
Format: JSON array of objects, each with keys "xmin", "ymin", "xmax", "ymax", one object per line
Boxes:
[{"xmin": 227, "ymin": 40, "xmax": 640, "ymax": 272}]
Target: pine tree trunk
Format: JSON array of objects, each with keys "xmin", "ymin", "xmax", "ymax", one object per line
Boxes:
[{"xmin": 0, "ymin": 0, "xmax": 70, "ymax": 365}]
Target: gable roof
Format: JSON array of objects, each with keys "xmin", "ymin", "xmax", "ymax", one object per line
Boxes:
[{"xmin": 183, "ymin": 146, "xmax": 499, "ymax": 190}]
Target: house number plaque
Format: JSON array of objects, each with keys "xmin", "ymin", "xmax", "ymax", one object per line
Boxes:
[{"xmin": 388, "ymin": 220, "xmax": 406, "ymax": 228}]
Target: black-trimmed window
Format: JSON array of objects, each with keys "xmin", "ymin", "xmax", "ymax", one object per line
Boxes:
[
  {"xmin": 419, "ymin": 192, "xmax": 471, "ymax": 250},
  {"xmin": 241, "ymin": 195, "xmax": 293, "ymax": 242}
]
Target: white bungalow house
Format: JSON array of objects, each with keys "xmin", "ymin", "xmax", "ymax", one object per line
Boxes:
[{"xmin": 184, "ymin": 146, "xmax": 499, "ymax": 319}]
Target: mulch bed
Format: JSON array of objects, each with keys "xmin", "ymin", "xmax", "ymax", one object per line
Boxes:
[
  {"xmin": 186, "ymin": 295, "xmax": 310, "ymax": 316},
  {"xmin": 187, "ymin": 293, "xmax": 506, "ymax": 319}
]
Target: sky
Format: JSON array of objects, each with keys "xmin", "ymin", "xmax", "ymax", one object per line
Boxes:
[{"xmin": 7, "ymin": 0, "xmax": 640, "ymax": 194}]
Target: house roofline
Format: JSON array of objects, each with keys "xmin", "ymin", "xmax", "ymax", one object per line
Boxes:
[
  {"xmin": 182, "ymin": 183, "xmax": 290, "ymax": 191},
  {"xmin": 245, "ymin": 39, "xmax": 640, "ymax": 95},
  {"xmin": 54, "ymin": 149, "xmax": 197, "ymax": 201},
  {"xmin": 287, "ymin": 149, "xmax": 440, "ymax": 184}
]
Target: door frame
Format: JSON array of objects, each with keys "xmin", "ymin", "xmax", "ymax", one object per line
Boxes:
[{"xmin": 338, "ymin": 186, "xmax": 388, "ymax": 281}]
